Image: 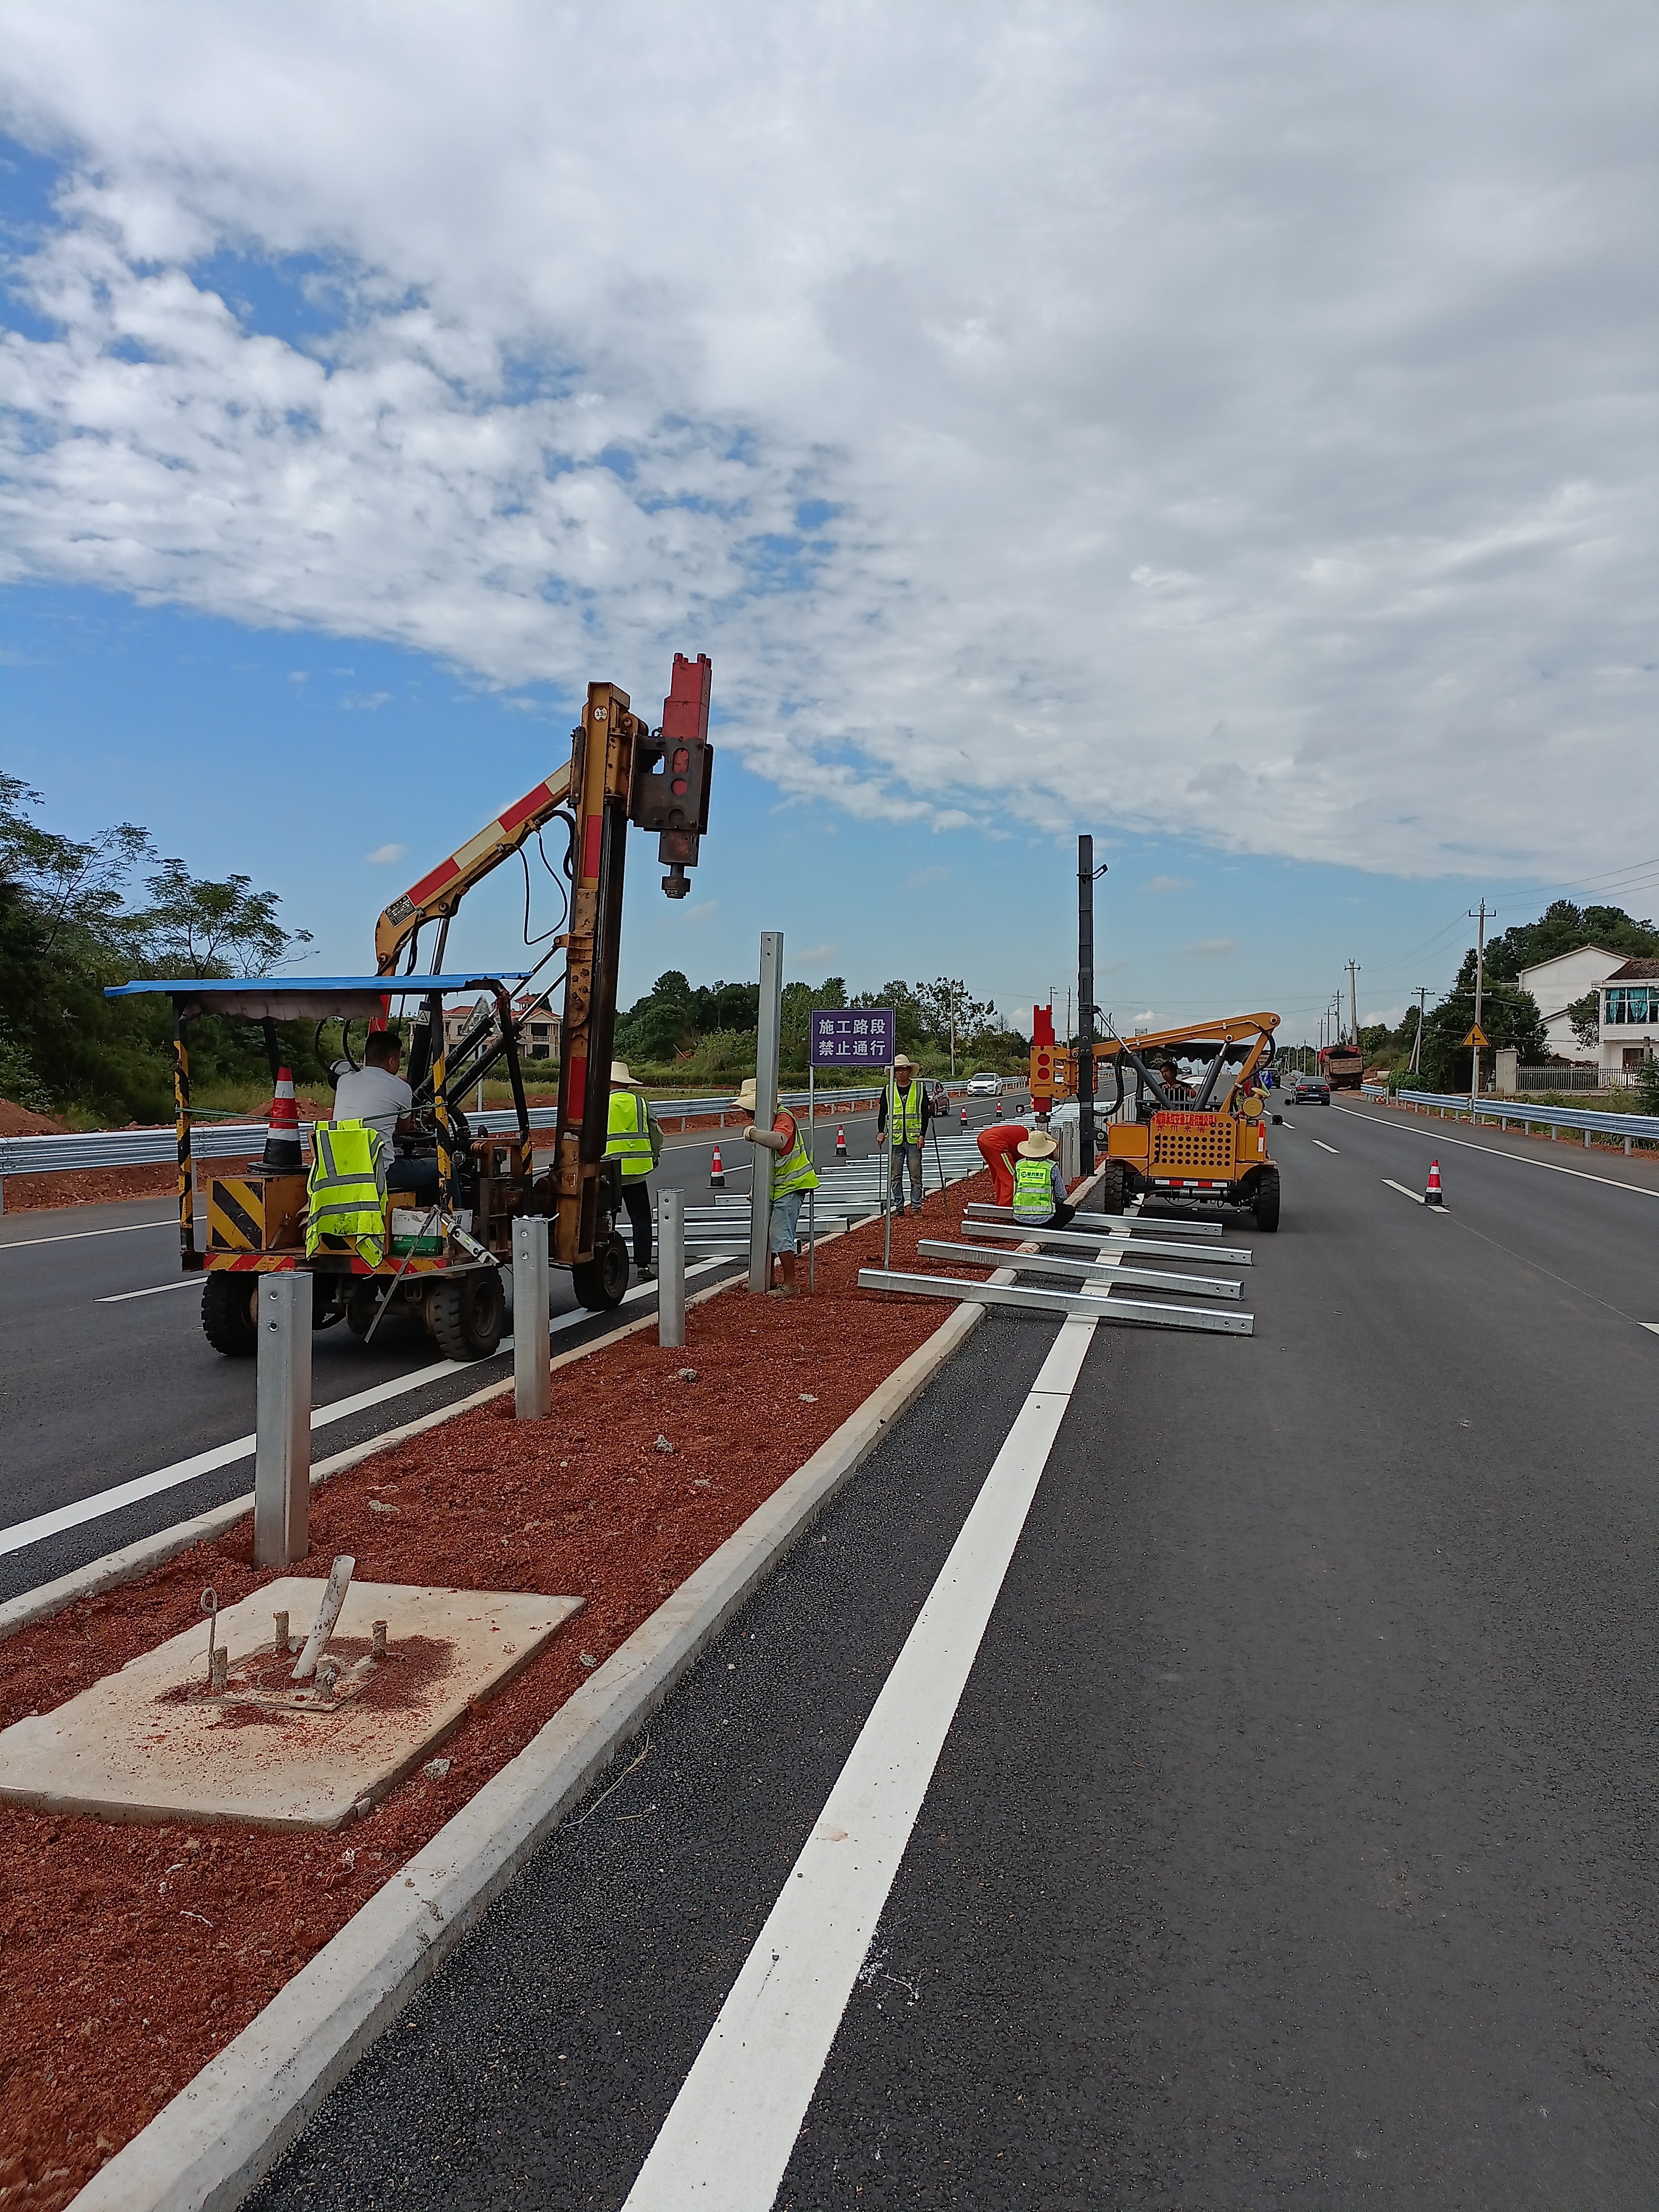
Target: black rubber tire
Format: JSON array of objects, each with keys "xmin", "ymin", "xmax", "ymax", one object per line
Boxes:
[
  {"xmin": 572, "ymin": 1234, "xmax": 630, "ymax": 1312},
  {"xmin": 1101, "ymin": 1160, "xmax": 1127, "ymax": 1215},
  {"xmin": 430, "ymin": 1267, "xmax": 507, "ymax": 1360},
  {"xmin": 345, "ymin": 1284, "xmax": 381, "ymax": 1339},
  {"xmin": 201, "ymin": 1272, "xmax": 258, "ymax": 1357},
  {"xmin": 1253, "ymin": 1167, "xmax": 1282, "ymax": 1233}
]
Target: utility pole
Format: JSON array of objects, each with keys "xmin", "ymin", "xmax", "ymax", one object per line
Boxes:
[
  {"xmin": 1409, "ymin": 986, "xmax": 1427, "ymax": 1076},
  {"xmin": 1347, "ymin": 962, "xmax": 1360, "ymax": 1052},
  {"xmin": 1078, "ymin": 836, "xmax": 1105, "ymax": 1175},
  {"xmin": 1467, "ymin": 899, "xmax": 1490, "ymax": 1108}
]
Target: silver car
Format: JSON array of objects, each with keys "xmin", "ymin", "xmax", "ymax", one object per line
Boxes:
[{"xmin": 966, "ymin": 1071, "xmax": 1003, "ymax": 1097}]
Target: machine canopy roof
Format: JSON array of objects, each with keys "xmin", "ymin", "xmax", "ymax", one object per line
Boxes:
[{"xmin": 105, "ymin": 974, "xmax": 527, "ymax": 1021}]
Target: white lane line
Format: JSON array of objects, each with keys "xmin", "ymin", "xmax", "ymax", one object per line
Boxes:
[
  {"xmin": 1642, "ymin": 1325, "xmax": 1659, "ymax": 1338},
  {"xmin": 1312, "ymin": 1139, "xmax": 1339, "ymax": 1155},
  {"xmin": 96, "ymin": 1277, "xmax": 203, "ymax": 1304},
  {"xmin": 1333, "ymin": 1106, "xmax": 1659, "ymax": 1200},
  {"xmin": 621, "ymin": 1315, "xmax": 1098, "ymax": 2212},
  {"xmin": 1382, "ymin": 1179, "xmax": 1430, "ymax": 1206},
  {"xmin": 1280, "ymin": 1119, "xmax": 1295, "ymax": 1128},
  {"xmin": 0, "ymin": 1217, "xmax": 176, "ymax": 1253},
  {"xmin": 0, "ymin": 1262, "xmax": 725, "ymax": 1559}
]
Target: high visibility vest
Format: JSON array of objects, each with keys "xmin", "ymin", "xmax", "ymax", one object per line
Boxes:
[
  {"xmin": 606, "ymin": 1089, "xmax": 655, "ymax": 1180},
  {"xmin": 306, "ymin": 1120, "xmax": 388, "ymax": 1267},
  {"xmin": 1012, "ymin": 1156, "xmax": 1056, "ymax": 1222},
  {"xmin": 888, "ymin": 1079, "xmax": 923, "ymax": 1146},
  {"xmin": 773, "ymin": 1117, "xmax": 819, "ymax": 1195}
]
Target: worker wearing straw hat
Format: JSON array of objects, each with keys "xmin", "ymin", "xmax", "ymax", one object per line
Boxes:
[
  {"xmin": 1011, "ymin": 1127, "xmax": 1076, "ymax": 1231},
  {"xmin": 736, "ymin": 1075, "xmax": 818, "ymax": 1295},
  {"xmin": 876, "ymin": 1053, "xmax": 934, "ymax": 1217},
  {"xmin": 606, "ymin": 1061, "xmax": 663, "ymax": 1275}
]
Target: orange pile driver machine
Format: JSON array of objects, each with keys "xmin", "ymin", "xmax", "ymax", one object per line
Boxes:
[{"xmin": 1029, "ymin": 1006, "xmax": 1282, "ymax": 1231}]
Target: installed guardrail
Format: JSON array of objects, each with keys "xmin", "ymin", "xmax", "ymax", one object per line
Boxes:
[
  {"xmin": 0, "ymin": 1077, "xmax": 1028, "ymax": 1199},
  {"xmin": 1355, "ymin": 1086, "xmax": 1659, "ymax": 1150}
]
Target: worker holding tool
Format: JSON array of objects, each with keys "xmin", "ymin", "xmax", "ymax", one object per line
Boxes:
[
  {"xmin": 876, "ymin": 1053, "xmax": 934, "ymax": 1217},
  {"xmin": 607, "ymin": 1061, "xmax": 664, "ymax": 1276},
  {"xmin": 1011, "ymin": 1128, "xmax": 1076, "ymax": 1232},
  {"xmin": 737, "ymin": 1076, "xmax": 818, "ymax": 1296}
]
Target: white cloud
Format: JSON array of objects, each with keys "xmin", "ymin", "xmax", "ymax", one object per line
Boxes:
[
  {"xmin": 341, "ymin": 691, "xmax": 391, "ymax": 711},
  {"xmin": 1, "ymin": 3, "xmax": 1657, "ymax": 875},
  {"xmin": 791, "ymin": 944, "xmax": 837, "ymax": 964},
  {"xmin": 364, "ymin": 841, "xmax": 406, "ymax": 865},
  {"xmin": 1144, "ymin": 875, "xmax": 1191, "ymax": 896},
  {"xmin": 907, "ymin": 864, "xmax": 948, "ymax": 889},
  {"xmin": 1182, "ymin": 937, "xmax": 1238, "ymax": 957}
]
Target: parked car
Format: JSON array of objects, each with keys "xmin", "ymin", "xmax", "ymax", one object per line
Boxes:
[
  {"xmin": 1291, "ymin": 1075, "xmax": 1330, "ymax": 1104},
  {"xmin": 929, "ymin": 1081, "xmax": 951, "ymax": 1117},
  {"xmin": 966, "ymin": 1071, "xmax": 1003, "ymax": 1097}
]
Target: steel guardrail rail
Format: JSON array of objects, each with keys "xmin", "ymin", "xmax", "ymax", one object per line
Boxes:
[
  {"xmin": 0, "ymin": 1078, "xmax": 1027, "ymax": 1183},
  {"xmin": 1365, "ymin": 1087, "xmax": 1659, "ymax": 1145}
]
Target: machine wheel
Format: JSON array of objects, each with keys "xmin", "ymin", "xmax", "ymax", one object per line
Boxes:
[
  {"xmin": 572, "ymin": 1234, "xmax": 630, "ymax": 1312},
  {"xmin": 1100, "ymin": 1161, "xmax": 1127, "ymax": 1215},
  {"xmin": 430, "ymin": 1267, "xmax": 507, "ymax": 1360},
  {"xmin": 1252, "ymin": 1168, "xmax": 1282, "ymax": 1234},
  {"xmin": 345, "ymin": 1283, "xmax": 382, "ymax": 1339},
  {"xmin": 201, "ymin": 1272, "xmax": 258, "ymax": 1357}
]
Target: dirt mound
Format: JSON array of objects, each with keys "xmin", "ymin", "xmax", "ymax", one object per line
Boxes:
[{"xmin": 0, "ymin": 1096, "xmax": 65, "ymax": 1136}]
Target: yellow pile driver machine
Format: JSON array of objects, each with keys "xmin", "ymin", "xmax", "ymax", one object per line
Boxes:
[
  {"xmin": 109, "ymin": 655, "xmax": 714, "ymax": 1357},
  {"xmin": 1030, "ymin": 1010, "xmax": 1282, "ymax": 1231}
]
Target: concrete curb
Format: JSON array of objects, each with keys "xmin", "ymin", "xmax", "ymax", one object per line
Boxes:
[{"xmin": 72, "ymin": 1294, "xmax": 991, "ymax": 2212}]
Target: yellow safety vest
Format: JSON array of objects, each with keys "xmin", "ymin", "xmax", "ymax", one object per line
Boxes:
[
  {"xmin": 606, "ymin": 1089, "xmax": 655, "ymax": 1180},
  {"xmin": 888, "ymin": 1079, "xmax": 923, "ymax": 1146},
  {"xmin": 306, "ymin": 1120, "xmax": 388, "ymax": 1267},
  {"xmin": 773, "ymin": 1119, "xmax": 819, "ymax": 1195},
  {"xmin": 1012, "ymin": 1157, "xmax": 1056, "ymax": 1222}
]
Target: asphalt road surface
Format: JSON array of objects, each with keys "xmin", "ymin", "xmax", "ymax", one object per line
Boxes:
[
  {"xmin": 0, "ymin": 1093, "xmax": 1023, "ymax": 1603},
  {"xmin": 248, "ymin": 1100, "xmax": 1659, "ymax": 2209}
]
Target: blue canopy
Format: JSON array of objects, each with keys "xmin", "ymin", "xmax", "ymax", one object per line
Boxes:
[{"xmin": 106, "ymin": 974, "xmax": 528, "ymax": 1019}]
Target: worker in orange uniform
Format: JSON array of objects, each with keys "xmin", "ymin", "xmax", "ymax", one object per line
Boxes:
[
  {"xmin": 607, "ymin": 1061, "xmax": 663, "ymax": 1276},
  {"xmin": 736, "ymin": 1076, "xmax": 819, "ymax": 1296}
]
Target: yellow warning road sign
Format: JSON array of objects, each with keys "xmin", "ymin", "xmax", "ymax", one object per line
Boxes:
[{"xmin": 1462, "ymin": 1024, "xmax": 1489, "ymax": 1049}]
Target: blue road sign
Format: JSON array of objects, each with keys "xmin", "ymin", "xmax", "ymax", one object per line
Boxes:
[{"xmin": 810, "ymin": 1008, "xmax": 895, "ymax": 1068}]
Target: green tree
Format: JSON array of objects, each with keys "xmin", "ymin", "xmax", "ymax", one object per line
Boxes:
[{"xmin": 1568, "ymin": 989, "xmax": 1601, "ymax": 1051}]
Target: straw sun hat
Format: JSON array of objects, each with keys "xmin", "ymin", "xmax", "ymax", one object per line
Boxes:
[
  {"xmin": 1017, "ymin": 1129, "xmax": 1059, "ymax": 1159},
  {"xmin": 609, "ymin": 1061, "xmax": 645, "ymax": 1088}
]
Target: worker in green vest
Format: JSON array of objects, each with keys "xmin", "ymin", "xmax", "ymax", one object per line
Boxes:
[
  {"xmin": 737, "ymin": 1075, "xmax": 819, "ymax": 1295},
  {"xmin": 876, "ymin": 1053, "xmax": 933, "ymax": 1216},
  {"xmin": 607, "ymin": 1061, "xmax": 664, "ymax": 1275},
  {"xmin": 1011, "ymin": 1128, "xmax": 1075, "ymax": 1231}
]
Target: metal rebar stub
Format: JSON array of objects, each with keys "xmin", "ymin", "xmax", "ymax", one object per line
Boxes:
[
  {"xmin": 210, "ymin": 1646, "xmax": 229, "ymax": 1694},
  {"xmin": 273, "ymin": 1610, "xmax": 289, "ymax": 1654},
  {"xmin": 291, "ymin": 1555, "xmax": 356, "ymax": 1682},
  {"xmin": 371, "ymin": 1620, "xmax": 388, "ymax": 1659},
  {"xmin": 200, "ymin": 1588, "xmax": 219, "ymax": 1684}
]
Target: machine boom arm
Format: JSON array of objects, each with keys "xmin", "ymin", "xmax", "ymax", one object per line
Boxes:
[{"xmin": 375, "ymin": 763, "xmax": 576, "ymax": 974}]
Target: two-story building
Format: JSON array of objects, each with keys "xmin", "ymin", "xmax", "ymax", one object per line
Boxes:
[
  {"xmin": 1515, "ymin": 946, "xmax": 1623, "ymax": 1064},
  {"xmin": 1598, "ymin": 959, "xmax": 1659, "ymax": 1084},
  {"xmin": 442, "ymin": 993, "xmax": 559, "ymax": 1063}
]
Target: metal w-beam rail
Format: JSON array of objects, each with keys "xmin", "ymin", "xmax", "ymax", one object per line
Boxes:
[
  {"xmin": 856, "ymin": 1268, "xmax": 1254, "ymax": 1334},
  {"xmin": 1369, "ymin": 1087, "xmax": 1659, "ymax": 1148},
  {"xmin": 963, "ymin": 1217, "xmax": 1253, "ymax": 1265},
  {"xmin": 916, "ymin": 1239, "xmax": 1244, "ymax": 1299}
]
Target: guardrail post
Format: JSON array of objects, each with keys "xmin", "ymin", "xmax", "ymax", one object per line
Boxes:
[
  {"xmin": 253, "ymin": 1271, "xmax": 311, "ymax": 1568},
  {"xmin": 658, "ymin": 1188, "xmax": 686, "ymax": 1348},
  {"xmin": 513, "ymin": 1214, "xmax": 552, "ymax": 1420}
]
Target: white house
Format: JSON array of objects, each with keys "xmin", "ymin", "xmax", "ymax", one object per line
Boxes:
[
  {"xmin": 1516, "ymin": 946, "xmax": 1622, "ymax": 1063},
  {"xmin": 1598, "ymin": 958, "xmax": 1659, "ymax": 1083}
]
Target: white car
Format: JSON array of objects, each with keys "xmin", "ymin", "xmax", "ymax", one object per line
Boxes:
[{"xmin": 966, "ymin": 1071, "xmax": 1003, "ymax": 1097}]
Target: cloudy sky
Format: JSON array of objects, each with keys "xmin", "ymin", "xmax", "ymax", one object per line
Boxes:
[{"xmin": 2, "ymin": 1, "xmax": 1656, "ymax": 1038}]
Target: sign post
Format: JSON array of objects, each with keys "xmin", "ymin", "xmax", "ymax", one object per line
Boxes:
[
  {"xmin": 809, "ymin": 1006, "xmax": 896, "ymax": 1268},
  {"xmin": 749, "ymin": 932, "xmax": 785, "ymax": 1293}
]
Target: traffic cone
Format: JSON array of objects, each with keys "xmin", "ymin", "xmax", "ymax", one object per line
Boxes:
[
  {"xmin": 261, "ymin": 1067, "xmax": 304, "ymax": 1172},
  {"xmin": 1425, "ymin": 1158, "xmax": 1444, "ymax": 1206},
  {"xmin": 960, "ymin": 1104, "xmax": 968, "ymax": 1127},
  {"xmin": 835, "ymin": 1124, "xmax": 848, "ymax": 1162},
  {"xmin": 710, "ymin": 1145, "xmax": 725, "ymax": 1189}
]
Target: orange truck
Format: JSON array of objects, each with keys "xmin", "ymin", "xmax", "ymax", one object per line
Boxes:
[{"xmin": 1029, "ymin": 1010, "xmax": 1282, "ymax": 1230}]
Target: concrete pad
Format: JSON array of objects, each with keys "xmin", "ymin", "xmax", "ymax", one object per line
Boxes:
[{"xmin": 0, "ymin": 1579, "xmax": 583, "ymax": 1832}]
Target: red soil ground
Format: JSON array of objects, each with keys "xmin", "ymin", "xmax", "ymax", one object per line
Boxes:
[{"xmin": 0, "ymin": 1175, "xmax": 999, "ymax": 2205}]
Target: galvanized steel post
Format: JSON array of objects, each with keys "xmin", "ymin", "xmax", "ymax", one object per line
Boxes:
[
  {"xmin": 1078, "ymin": 834, "xmax": 1097, "ymax": 1175},
  {"xmin": 513, "ymin": 1214, "xmax": 552, "ymax": 1419},
  {"xmin": 749, "ymin": 931, "xmax": 784, "ymax": 1293},
  {"xmin": 253, "ymin": 1270, "xmax": 312, "ymax": 1567},
  {"xmin": 658, "ymin": 1187, "xmax": 686, "ymax": 1347}
]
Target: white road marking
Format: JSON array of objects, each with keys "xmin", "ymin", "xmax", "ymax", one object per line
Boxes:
[
  {"xmin": 1333, "ymin": 1105, "xmax": 1659, "ymax": 1199},
  {"xmin": 0, "ymin": 1262, "xmax": 724, "ymax": 1559},
  {"xmin": 96, "ymin": 1276, "xmax": 203, "ymax": 1304},
  {"xmin": 0, "ymin": 1217, "xmax": 176, "ymax": 1253},
  {"xmin": 1313, "ymin": 1139, "xmax": 1339, "ymax": 1155},
  {"xmin": 1279, "ymin": 1119, "xmax": 1295, "ymax": 1128},
  {"xmin": 621, "ymin": 1316, "xmax": 1099, "ymax": 2212},
  {"xmin": 1641, "ymin": 1324, "xmax": 1659, "ymax": 1338},
  {"xmin": 1383, "ymin": 1179, "xmax": 1426, "ymax": 1205}
]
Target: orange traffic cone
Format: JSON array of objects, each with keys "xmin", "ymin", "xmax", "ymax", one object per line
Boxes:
[
  {"xmin": 710, "ymin": 1145, "xmax": 725, "ymax": 1189},
  {"xmin": 960, "ymin": 1104, "xmax": 968, "ymax": 1127},
  {"xmin": 835, "ymin": 1124, "xmax": 848, "ymax": 1162},
  {"xmin": 261, "ymin": 1067, "xmax": 303, "ymax": 1172},
  {"xmin": 1425, "ymin": 1158, "xmax": 1444, "ymax": 1206}
]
